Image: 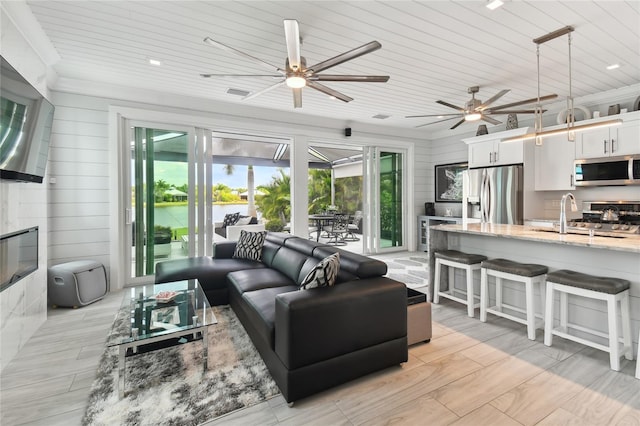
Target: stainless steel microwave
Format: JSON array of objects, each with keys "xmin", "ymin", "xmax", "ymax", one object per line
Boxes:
[{"xmin": 574, "ymin": 155, "xmax": 640, "ymax": 186}]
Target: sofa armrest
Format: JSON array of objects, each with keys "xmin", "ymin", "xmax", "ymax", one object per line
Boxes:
[
  {"xmin": 225, "ymin": 224, "xmax": 266, "ymax": 241},
  {"xmin": 212, "ymin": 241, "xmax": 237, "ymax": 258},
  {"xmin": 275, "ymin": 277, "xmax": 407, "ymax": 370}
]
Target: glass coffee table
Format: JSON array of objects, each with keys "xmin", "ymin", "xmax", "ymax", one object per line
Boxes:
[{"xmin": 108, "ymin": 279, "xmax": 216, "ymax": 398}]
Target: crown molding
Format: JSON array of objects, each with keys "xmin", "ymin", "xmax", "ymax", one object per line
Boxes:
[{"xmin": 1, "ymin": 1, "xmax": 61, "ymax": 66}]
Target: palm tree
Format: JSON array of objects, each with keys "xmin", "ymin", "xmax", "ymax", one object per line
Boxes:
[
  {"xmin": 247, "ymin": 165, "xmax": 256, "ymax": 217},
  {"xmin": 223, "ymin": 164, "xmax": 256, "ymax": 217},
  {"xmin": 256, "ymin": 169, "xmax": 290, "ymax": 223},
  {"xmin": 308, "ymin": 169, "xmax": 332, "ymax": 213}
]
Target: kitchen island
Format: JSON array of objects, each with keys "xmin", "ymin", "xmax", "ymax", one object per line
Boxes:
[{"xmin": 429, "ymin": 223, "xmax": 640, "ymax": 356}]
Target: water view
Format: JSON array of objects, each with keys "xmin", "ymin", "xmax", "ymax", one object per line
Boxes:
[{"xmin": 154, "ymin": 204, "xmax": 255, "ymax": 229}]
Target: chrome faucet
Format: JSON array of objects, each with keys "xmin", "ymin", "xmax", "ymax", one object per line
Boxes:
[{"xmin": 559, "ymin": 192, "xmax": 578, "ymax": 234}]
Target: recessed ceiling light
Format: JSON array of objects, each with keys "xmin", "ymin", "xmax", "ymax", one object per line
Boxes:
[
  {"xmin": 486, "ymin": 0, "xmax": 504, "ymax": 10},
  {"xmin": 148, "ymin": 59, "xmax": 162, "ymax": 66},
  {"xmin": 437, "ymin": 115, "xmax": 444, "ymax": 119},
  {"xmin": 606, "ymin": 63, "xmax": 620, "ymax": 70}
]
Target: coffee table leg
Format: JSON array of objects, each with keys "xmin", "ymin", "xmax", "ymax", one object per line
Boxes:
[
  {"xmin": 202, "ymin": 326, "xmax": 208, "ymax": 372},
  {"xmin": 118, "ymin": 345, "xmax": 126, "ymax": 399}
]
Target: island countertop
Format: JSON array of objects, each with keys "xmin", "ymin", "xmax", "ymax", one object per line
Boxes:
[{"xmin": 432, "ymin": 223, "xmax": 640, "ymax": 254}]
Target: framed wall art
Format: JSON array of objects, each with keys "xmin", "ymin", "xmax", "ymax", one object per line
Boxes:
[{"xmin": 434, "ymin": 162, "xmax": 468, "ymax": 203}]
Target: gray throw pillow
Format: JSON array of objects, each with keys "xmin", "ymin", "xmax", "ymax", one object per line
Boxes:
[
  {"xmin": 235, "ymin": 216, "xmax": 253, "ymax": 225},
  {"xmin": 299, "ymin": 253, "xmax": 340, "ymax": 290},
  {"xmin": 232, "ymin": 230, "xmax": 267, "ymax": 261}
]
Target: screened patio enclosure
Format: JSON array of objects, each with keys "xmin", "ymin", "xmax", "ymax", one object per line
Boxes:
[
  {"xmin": 128, "ymin": 128, "xmax": 403, "ymax": 281},
  {"xmin": 130, "ymin": 130, "xmax": 364, "ymax": 268}
]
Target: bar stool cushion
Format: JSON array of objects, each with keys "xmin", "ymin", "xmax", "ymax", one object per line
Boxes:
[
  {"xmin": 547, "ymin": 269, "xmax": 630, "ymax": 294},
  {"xmin": 435, "ymin": 250, "xmax": 487, "ymax": 265},
  {"xmin": 481, "ymin": 258, "xmax": 548, "ymax": 277}
]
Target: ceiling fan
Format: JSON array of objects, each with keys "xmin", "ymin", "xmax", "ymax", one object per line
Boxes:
[
  {"xmin": 406, "ymin": 86, "xmax": 558, "ymax": 129},
  {"xmin": 201, "ymin": 19, "xmax": 389, "ymax": 108}
]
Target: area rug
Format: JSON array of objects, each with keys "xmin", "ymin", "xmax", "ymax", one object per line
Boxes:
[
  {"xmin": 374, "ymin": 253, "xmax": 429, "ymax": 289},
  {"xmin": 82, "ymin": 305, "xmax": 280, "ymax": 426}
]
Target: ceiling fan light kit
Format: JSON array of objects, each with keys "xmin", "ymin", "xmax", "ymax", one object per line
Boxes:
[
  {"xmin": 285, "ymin": 76, "xmax": 306, "ymax": 88},
  {"xmin": 465, "ymin": 112, "xmax": 482, "ymax": 122},
  {"xmin": 201, "ymin": 19, "xmax": 389, "ymax": 108},
  {"xmin": 501, "ymin": 25, "xmax": 622, "ymax": 145}
]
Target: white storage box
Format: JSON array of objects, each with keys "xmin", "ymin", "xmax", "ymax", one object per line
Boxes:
[{"xmin": 48, "ymin": 260, "xmax": 107, "ymax": 308}]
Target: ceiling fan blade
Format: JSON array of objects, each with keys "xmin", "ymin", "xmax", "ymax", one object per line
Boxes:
[
  {"xmin": 486, "ymin": 109, "xmax": 546, "ymax": 114},
  {"xmin": 204, "ymin": 37, "xmax": 285, "ymax": 74},
  {"xmin": 201, "ymin": 73, "xmax": 282, "ymax": 78},
  {"xmin": 481, "ymin": 115, "xmax": 502, "ymax": 125},
  {"xmin": 306, "ymin": 41, "xmax": 382, "ymax": 74},
  {"xmin": 436, "ymin": 100, "xmax": 466, "ymax": 112},
  {"xmin": 487, "ymin": 94, "xmax": 558, "ymax": 111},
  {"xmin": 406, "ymin": 113, "xmax": 461, "ymax": 118},
  {"xmin": 292, "ymin": 87, "xmax": 302, "ymax": 108},
  {"xmin": 415, "ymin": 116, "xmax": 460, "ymax": 128},
  {"xmin": 313, "ymin": 75, "xmax": 389, "ymax": 82},
  {"xmin": 283, "ymin": 19, "xmax": 302, "ymax": 71},
  {"xmin": 306, "ymin": 80, "xmax": 353, "ymax": 102},
  {"xmin": 450, "ymin": 119, "xmax": 466, "ymax": 130},
  {"xmin": 477, "ymin": 89, "xmax": 510, "ymax": 110},
  {"xmin": 243, "ymin": 81, "xmax": 286, "ymax": 101}
]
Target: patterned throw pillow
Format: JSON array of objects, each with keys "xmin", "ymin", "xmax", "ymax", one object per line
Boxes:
[
  {"xmin": 299, "ymin": 253, "xmax": 340, "ymax": 290},
  {"xmin": 232, "ymin": 230, "xmax": 267, "ymax": 261},
  {"xmin": 222, "ymin": 212, "xmax": 240, "ymax": 228}
]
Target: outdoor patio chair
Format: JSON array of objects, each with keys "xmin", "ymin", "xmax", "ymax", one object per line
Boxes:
[
  {"xmin": 343, "ymin": 214, "xmax": 360, "ymax": 241},
  {"xmin": 322, "ymin": 214, "xmax": 349, "ymax": 245}
]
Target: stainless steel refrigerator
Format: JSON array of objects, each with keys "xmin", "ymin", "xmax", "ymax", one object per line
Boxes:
[{"xmin": 463, "ymin": 164, "xmax": 523, "ymax": 225}]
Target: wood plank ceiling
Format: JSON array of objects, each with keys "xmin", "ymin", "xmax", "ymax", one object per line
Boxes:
[{"xmin": 24, "ymin": 1, "xmax": 640, "ymax": 131}]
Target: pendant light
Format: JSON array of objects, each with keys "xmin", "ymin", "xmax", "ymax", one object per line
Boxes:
[{"xmin": 502, "ymin": 26, "xmax": 622, "ymax": 144}]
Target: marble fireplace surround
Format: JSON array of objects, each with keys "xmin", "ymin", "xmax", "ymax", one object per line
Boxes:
[{"xmin": 0, "ymin": 182, "xmax": 48, "ymax": 372}]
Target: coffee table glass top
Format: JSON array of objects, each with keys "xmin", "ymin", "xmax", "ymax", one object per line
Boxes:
[{"xmin": 108, "ymin": 279, "xmax": 216, "ymax": 347}]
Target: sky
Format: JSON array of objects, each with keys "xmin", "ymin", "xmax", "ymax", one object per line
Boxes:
[{"xmin": 153, "ymin": 161, "xmax": 284, "ymax": 189}]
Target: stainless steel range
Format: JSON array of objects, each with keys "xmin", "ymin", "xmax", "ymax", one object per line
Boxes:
[{"xmin": 568, "ymin": 201, "xmax": 640, "ymax": 235}]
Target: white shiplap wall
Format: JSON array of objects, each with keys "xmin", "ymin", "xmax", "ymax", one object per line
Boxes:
[{"xmin": 47, "ymin": 93, "xmax": 111, "ymax": 272}]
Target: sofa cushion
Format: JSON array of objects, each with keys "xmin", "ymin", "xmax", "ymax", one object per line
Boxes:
[
  {"xmin": 233, "ymin": 230, "xmax": 267, "ymax": 261},
  {"xmin": 239, "ymin": 286, "xmax": 298, "ymax": 349},
  {"xmin": 228, "ymin": 268, "xmax": 295, "ymax": 294},
  {"xmin": 299, "ymin": 253, "xmax": 340, "ymax": 290},
  {"xmin": 314, "ymin": 246, "xmax": 387, "ymax": 278},
  {"xmin": 270, "ymin": 245, "xmax": 313, "ymax": 283},
  {"xmin": 155, "ymin": 256, "xmax": 259, "ymax": 286}
]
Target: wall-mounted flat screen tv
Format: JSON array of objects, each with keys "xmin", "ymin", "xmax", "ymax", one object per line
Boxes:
[{"xmin": 0, "ymin": 56, "xmax": 54, "ymax": 183}]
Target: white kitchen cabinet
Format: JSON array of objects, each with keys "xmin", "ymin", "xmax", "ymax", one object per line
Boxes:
[
  {"xmin": 463, "ymin": 128, "xmax": 531, "ymax": 168},
  {"xmin": 468, "ymin": 138, "xmax": 523, "ymax": 168},
  {"xmin": 534, "ymin": 133, "xmax": 575, "ymax": 191},
  {"xmin": 576, "ymin": 120, "xmax": 640, "ymax": 158}
]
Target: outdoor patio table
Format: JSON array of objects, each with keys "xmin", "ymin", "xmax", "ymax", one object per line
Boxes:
[{"xmin": 308, "ymin": 214, "xmax": 335, "ymax": 242}]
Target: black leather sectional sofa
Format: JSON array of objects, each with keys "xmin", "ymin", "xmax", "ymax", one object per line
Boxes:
[{"xmin": 155, "ymin": 232, "xmax": 408, "ymax": 403}]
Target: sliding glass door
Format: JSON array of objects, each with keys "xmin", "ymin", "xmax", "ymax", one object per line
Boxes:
[
  {"xmin": 363, "ymin": 147, "xmax": 406, "ymax": 253},
  {"xmin": 125, "ymin": 124, "xmax": 201, "ymax": 284}
]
